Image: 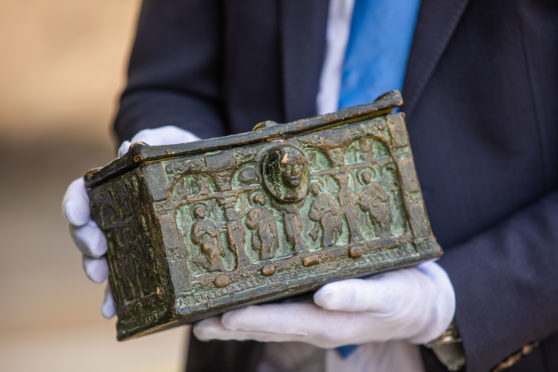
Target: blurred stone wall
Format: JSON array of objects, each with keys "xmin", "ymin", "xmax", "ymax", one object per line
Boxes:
[
  {"xmin": 0, "ymin": 0, "xmax": 135, "ymax": 141},
  {"xmin": 0, "ymin": 1, "xmax": 187, "ymax": 371}
]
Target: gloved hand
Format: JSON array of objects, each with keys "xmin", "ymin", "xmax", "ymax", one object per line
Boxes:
[
  {"xmin": 194, "ymin": 261, "xmax": 455, "ymax": 347},
  {"xmin": 63, "ymin": 125, "xmax": 201, "ymax": 318}
]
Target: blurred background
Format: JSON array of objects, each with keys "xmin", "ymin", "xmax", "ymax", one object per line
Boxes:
[{"xmin": 0, "ymin": 1, "xmax": 188, "ymax": 371}]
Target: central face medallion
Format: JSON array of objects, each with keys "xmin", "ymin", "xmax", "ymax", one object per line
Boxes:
[{"xmin": 260, "ymin": 145, "xmax": 310, "ymax": 203}]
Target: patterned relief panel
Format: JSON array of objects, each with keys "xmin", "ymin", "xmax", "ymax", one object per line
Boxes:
[
  {"xmin": 147, "ymin": 114, "xmax": 424, "ymax": 321},
  {"xmin": 168, "ymin": 140, "xmax": 401, "ymax": 264},
  {"xmin": 89, "ymin": 170, "xmax": 172, "ymax": 336}
]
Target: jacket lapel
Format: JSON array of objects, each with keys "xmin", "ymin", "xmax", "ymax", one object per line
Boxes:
[
  {"xmin": 280, "ymin": 0, "xmax": 329, "ymax": 121},
  {"xmin": 403, "ymin": 0, "xmax": 471, "ymax": 116},
  {"xmin": 279, "ymin": 0, "xmax": 470, "ymax": 120}
]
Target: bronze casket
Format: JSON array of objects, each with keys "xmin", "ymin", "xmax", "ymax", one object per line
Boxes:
[{"xmin": 85, "ymin": 90, "xmax": 441, "ymax": 340}]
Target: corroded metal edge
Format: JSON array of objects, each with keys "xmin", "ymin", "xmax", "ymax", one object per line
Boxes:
[{"xmin": 84, "ymin": 90, "xmax": 403, "ymax": 187}]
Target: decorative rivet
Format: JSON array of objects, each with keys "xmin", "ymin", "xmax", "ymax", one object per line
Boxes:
[
  {"xmin": 214, "ymin": 275, "xmax": 231, "ymax": 288},
  {"xmin": 261, "ymin": 265, "xmax": 275, "ymax": 276},
  {"xmin": 302, "ymin": 255, "xmax": 319, "ymax": 267},
  {"xmin": 349, "ymin": 246, "xmax": 363, "ymax": 258}
]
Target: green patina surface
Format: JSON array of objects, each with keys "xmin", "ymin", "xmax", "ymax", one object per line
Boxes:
[{"xmin": 85, "ymin": 90, "xmax": 442, "ymax": 341}]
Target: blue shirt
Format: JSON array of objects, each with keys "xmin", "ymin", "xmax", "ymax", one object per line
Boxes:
[{"xmin": 338, "ymin": 0, "xmax": 422, "ymax": 109}]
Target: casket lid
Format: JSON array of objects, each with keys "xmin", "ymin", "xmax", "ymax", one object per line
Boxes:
[{"xmin": 85, "ymin": 90, "xmax": 402, "ymax": 187}]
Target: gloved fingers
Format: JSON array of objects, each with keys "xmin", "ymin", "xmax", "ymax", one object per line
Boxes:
[
  {"xmin": 415, "ymin": 260, "xmax": 452, "ymax": 285},
  {"xmin": 117, "ymin": 140, "xmax": 131, "ymax": 157},
  {"xmin": 130, "ymin": 125, "xmax": 200, "ymax": 146},
  {"xmin": 82, "ymin": 256, "xmax": 109, "ymax": 283},
  {"xmin": 70, "ymin": 220, "xmax": 107, "ymax": 258},
  {"xmin": 102, "ymin": 285, "xmax": 116, "ymax": 319},
  {"xmin": 314, "ymin": 278, "xmax": 390, "ymax": 313},
  {"xmin": 118, "ymin": 126, "xmax": 201, "ymax": 157},
  {"xmin": 63, "ymin": 177, "xmax": 90, "ymax": 227},
  {"xmin": 129, "ymin": 126, "xmax": 201, "ymax": 146},
  {"xmin": 195, "ymin": 304, "xmax": 428, "ymax": 347},
  {"xmin": 218, "ymin": 302, "xmax": 363, "ymax": 343},
  {"xmin": 193, "ymin": 317, "xmax": 226, "ymax": 340},
  {"xmin": 408, "ymin": 261, "xmax": 456, "ymax": 344},
  {"xmin": 313, "ymin": 262, "xmax": 455, "ymax": 344},
  {"xmin": 313, "ymin": 272, "xmax": 418, "ymax": 314},
  {"xmin": 194, "ymin": 317, "xmax": 307, "ymax": 343},
  {"xmin": 198, "ymin": 305, "xmax": 395, "ymax": 347}
]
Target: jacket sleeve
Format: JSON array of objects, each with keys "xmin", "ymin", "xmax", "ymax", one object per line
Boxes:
[
  {"xmin": 113, "ymin": 0, "xmax": 227, "ymax": 142},
  {"xmin": 439, "ymin": 189, "xmax": 558, "ymax": 371}
]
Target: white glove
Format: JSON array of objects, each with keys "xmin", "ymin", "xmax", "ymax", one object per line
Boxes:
[
  {"xmin": 194, "ymin": 261, "xmax": 455, "ymax": 347},
  {"xmin": 63, "ymin": 125, "xmax": 201, "ymax": 318}
]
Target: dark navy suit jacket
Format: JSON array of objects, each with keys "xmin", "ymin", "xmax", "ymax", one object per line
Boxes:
[{"xmin": 113, "ymin": 0, "xmax": 558, "ymax": 370}]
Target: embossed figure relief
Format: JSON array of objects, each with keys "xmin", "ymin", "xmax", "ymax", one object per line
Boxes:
[
  {"xmin": 308, "ymin": 182, "xmax": 343, "ymax": 248},
  {"xmin": 218, "ymin": 195, "xmax": 251, "ymax": 270},
  {"xmin": 282, "ymin": 204, "xmax": 307, "ymax": 253},
  {"xmin": 192, "ymin": 175, "xmax": 211, "ymax": 199},
  {"xmin": 173, "ymin": 135, "xmax": 408, "ymax": 274},
  {"xmin": 246, "ymin": 192, "xmax": 278, "ymax": 260},
  {"xmin": 333, "ymin": 172, "xmax": 363, "ymax": 243},
  {"xmin": 190, "ymin": 204, "xmax": 226, "ymax": 272},
  {"xmin": 261, "ymin": 145, "xmax": 310, "ymax": 203},
  {"xmin": 170, "ymin": 172, "xmax": 218, "ymax": 204},
  {"xmin": 224, "ymin": 206, "xmax": 249, "ymax": 269},
  {"xmin": 91, "ymin": 173, "xmax": 168, "ymax": 322},
  {"xmin": 358, "ymin": 170, "xmax": 392, "ymax": 238}
]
